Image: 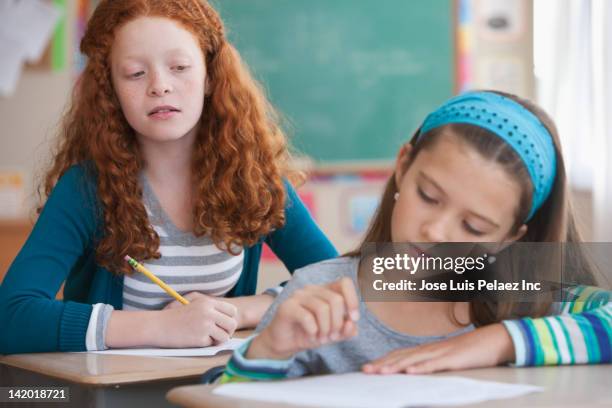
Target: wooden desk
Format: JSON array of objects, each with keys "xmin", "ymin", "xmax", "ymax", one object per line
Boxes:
[
  {"xmin": 0, "ymin": 331, "xmax": 252, "ymax": 408},
  {"xmin": 166, "ymin": 365, "xmax": 612, "ymax": 408}
]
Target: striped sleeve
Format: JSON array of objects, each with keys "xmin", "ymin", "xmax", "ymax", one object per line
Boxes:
[
  {"xmin": 218, "ymin": 335, "xmax": 293, "ymax": 384},
  {"xmin": 502, "ymin": 286, "xmax": 611, "ymax": 366}
]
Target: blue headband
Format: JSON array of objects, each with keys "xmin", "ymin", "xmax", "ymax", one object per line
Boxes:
[{"xmin": 417, "ymin": 91, "xmax": 557, "ymax": 221}]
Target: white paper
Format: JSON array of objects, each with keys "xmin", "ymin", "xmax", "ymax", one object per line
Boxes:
[
  {"xmin": 0, "ymin": 0, "xmax": 61, "ymax": 96},
  {"xmin": 2, "ymin": 0, "xmax": 62, "ymax": 61},
  {"xmin": 84, "ymin": 338, "xmax": 246, "ymax": 357},
  {"xmin": 214, "ymin": 372, "xmax": 543, "ymax": 407}
]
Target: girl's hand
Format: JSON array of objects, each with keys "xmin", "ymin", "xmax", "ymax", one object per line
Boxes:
[
  {"xmin": 163, "ymin": 291, "xmax": 214, "ymax": 310},
  {"xmin": 247, "ymin": 277, "xmax": 361, "ymax": 360},
  {"xmin": 165, "ymin": 292, "xmax": 274, "ymax": 330},
  {"xmin": 362, "ymin": 323, "xmax": 515, "ymax": 375},
  {"xmin": 157, "ymin": 292, "xmax": 238, "ymax": 348}
]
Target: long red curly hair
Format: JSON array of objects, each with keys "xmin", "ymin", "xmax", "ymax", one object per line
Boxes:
[{"xmin": 39, "ymin": 0, "xmax": 296, "ymax": 274}]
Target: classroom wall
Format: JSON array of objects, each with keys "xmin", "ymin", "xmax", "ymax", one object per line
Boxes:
[
  {"xmin": 467, "ymin": 0, "xmax": 535, "ymax": 99},
  {"xmin": 0, "ymin": 0, "xmax": 76, "ymax": 214},
  {"xmin": 0, "ymin": 69, "xmax": 71, "ymax": 207}
]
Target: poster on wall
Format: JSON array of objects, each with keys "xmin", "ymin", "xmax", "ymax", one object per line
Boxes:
[
  {"xmin": 345, "ymin": 193, "xmax": 380, "ymax": 235},
  {"xmin": 0, "ymin": 0, "xmax": 62, "ymax": 95},
  {"xmin": 475, "ymin": 0, "xmax": 527, "ymax": 41},
  {"xmin": 0, "ymin": 170, "xmax": 26, "ymax": 219}
]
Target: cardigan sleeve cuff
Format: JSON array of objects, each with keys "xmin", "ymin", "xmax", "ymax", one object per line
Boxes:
[{"xmin": 59, "ymin": 301, "xmax": 93, "ymax": 351}]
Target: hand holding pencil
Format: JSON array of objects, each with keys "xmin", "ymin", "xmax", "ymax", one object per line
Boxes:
[{"xmin": 124, "ymin": 255, "xmax": 238, "ymax": 348}]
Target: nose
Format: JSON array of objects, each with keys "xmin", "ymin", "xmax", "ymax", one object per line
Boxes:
[
  {"xmin": 420, "ymin": 214, "xmax": 452, "ymax": 243},
  {"xmin": 147, "ymin": 71, "xmax": 172, "ymax": 97}
]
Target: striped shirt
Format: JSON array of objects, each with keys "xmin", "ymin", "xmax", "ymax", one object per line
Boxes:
[{"xmin": 85, "ymin": 175, "xmax": 243, "ymax": 350}]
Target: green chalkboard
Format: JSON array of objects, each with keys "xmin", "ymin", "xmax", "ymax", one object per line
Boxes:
[{"xmin": 215, "ymin": 0, "xmax": 454, "ymax": 162}]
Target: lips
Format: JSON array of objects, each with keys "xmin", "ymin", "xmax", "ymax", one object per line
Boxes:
[{"xmin": 148, "ymin": 105, "xmax": 180, "ymax": 115}]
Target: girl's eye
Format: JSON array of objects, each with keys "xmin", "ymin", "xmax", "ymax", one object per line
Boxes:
[
  {"xmin": 463, "ymin": 221, "xmax": 485, "ymax": 236},
  {"xmin": 130, "ymin": 71, "xmax": 144, "ymax": 78},
  {"xmin": 417, "ymin": 187, "xmax": 438, "ymax": 204},
  {"xmin": 174, "ymin": 65, "xmax": 189, "ymax": 71}
]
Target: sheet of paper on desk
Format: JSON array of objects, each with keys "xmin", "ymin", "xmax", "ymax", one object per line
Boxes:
[
  {"xmin": 214, "ymin": 372, "xmax": 543, "ymax": 407},
  {"xmin": 85, "ymin": 338, "xmax": 246, "ymax": 357}
]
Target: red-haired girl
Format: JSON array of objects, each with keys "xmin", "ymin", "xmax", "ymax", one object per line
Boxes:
[{"xmin": 0, "ymin": 0, "xmax": 336, "ymax": 353}]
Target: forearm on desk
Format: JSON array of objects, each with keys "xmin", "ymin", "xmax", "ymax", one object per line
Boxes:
[
  {"xmin": 103, "ymin": 294, "xmax": 273, "ymax": 349},
  {"xmin": 105, "ymin": 310, "xmax": 164, "ymax": 349}
]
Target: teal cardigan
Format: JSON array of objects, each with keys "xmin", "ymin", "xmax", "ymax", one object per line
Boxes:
[{"xmin": 0, "ymin": 165, "xmax": 338, "ymax": 354}]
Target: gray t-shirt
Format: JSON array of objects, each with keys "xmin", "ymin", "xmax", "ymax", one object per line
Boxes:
[{"xmin": 255, "ymin": 257, "xmax": 475, "ymax": 377}]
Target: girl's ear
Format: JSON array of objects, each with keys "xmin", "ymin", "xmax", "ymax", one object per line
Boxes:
[
  {"xmin": 394, "ymin": 143, "xmax": 414, "ymax": 189},
  {"xmin": 507, "ymin": 224, "xmax": 528, "ymax": 243},
  {"xmin": 478, "ymin": 225, "xmax": 527, "ymax": 255},
  {"xmin": 494, "ymin": 224, "xmax": 528, "ymax": 253}
]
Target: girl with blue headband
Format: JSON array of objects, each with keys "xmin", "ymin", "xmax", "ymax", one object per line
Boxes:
[{"xmin": 218, "ymin": 91, "xmax": 610, "ymax": 381}]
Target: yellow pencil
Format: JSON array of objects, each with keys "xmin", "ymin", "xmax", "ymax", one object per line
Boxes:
[{"xmin": 124, "ymin": 255, "xmax": 190, "ymax": 305}]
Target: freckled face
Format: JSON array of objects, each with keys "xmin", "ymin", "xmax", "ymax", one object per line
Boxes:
[{"xmin": 110, "ymin": 16, "xmax": 206, "ymax": 144}]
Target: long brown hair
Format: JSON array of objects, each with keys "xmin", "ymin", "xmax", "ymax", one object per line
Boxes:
[
  {"xmin": 39, "ymin": 0, "xmax": 297, "ymax": 274},
  {"xmin": 348, "ymin": 90, "xmax": 597, "ymax": 326}
]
